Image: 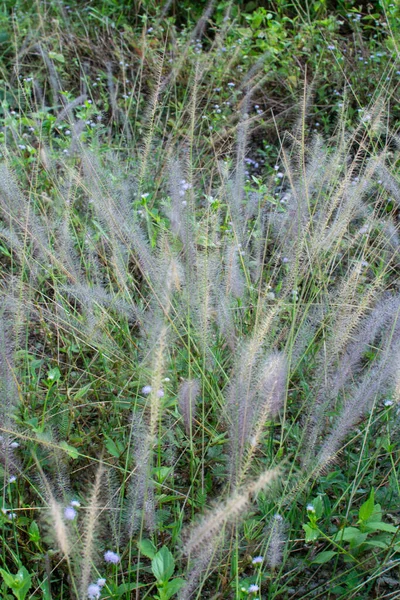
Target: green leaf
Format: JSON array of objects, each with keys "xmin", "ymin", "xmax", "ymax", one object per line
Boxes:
[
  {"xmin": 0, "ymin": 569, "xmax": 17, "ymax": 589},
  {"xmin": 363, "ymin": 522, "xmax": 398, "ymax": 534},
  {"xmin": 363, "ymin": 540, "xmax": 391, "ymax": 550},
  {"xmin": 59, "ymin": 441, "xmax": 79, "ymax": 459},
  {"xmin": 159, "ymin": 578, "xmax": 185, "ymax": 600},
  {"xmin": 115, "ymin": 581, "xmax": 144, "ymax": 593},
  {"xmin": 104, "ymin": 436, "xmax": 123, "ymax": 458},
  {"xmin": 348, "ymin": 532, "xmax": 368, "ymax": 548},
  {"xmin": 303, "ymin": 524, "xmax": 319, "ymax": 542},
  {"xmin": 138, "ymin": 538, "xmax": 157, "ymax": 559},
  {"xmin": 47, "ymin": 367, "xmax": 61, "ymax": 382},
  {"xmin": 333, "ymin": 527, "xmax": 362, "ymax": 542},
  {"xmin": 48, "ymin": 51, "xmax": 65, "ymax": 63},
  {"xmin": 152, "ymin": 546, "xmax": 175, "ymax": 583},
  {"xmin": 72, "ymin": 383, "xmax": 92, "ymax": 400},
  {"xmin": 28, "ymin": 521, "xmax": 40, "ymax": 543},
  {"xmin": 358, "ymin": 489, "xmax": 374, "ymax": 522},
  {"xmin": 0, "ymin": 567, "xmax": 32, "ymax": 600},
  {"xmin": 311, "ymin": 550, "xmax": 337, "ymax": 564},
  {"xmin": 313, "ymin": 495, "xmax": 324, "ymax": 519}
]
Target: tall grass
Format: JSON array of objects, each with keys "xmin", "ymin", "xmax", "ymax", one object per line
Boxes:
[{"xmin": 0, "ymin": 2, "xmax": 400, "ymax": 599}]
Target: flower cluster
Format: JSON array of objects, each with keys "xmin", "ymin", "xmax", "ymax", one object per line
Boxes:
[
  {"xmin": 87, "ymin": 578, "xmax": 106, "ymax": 599},
  {"xmin": 64, "ymin": 499, "xmax": 80, "ymax": 521}
]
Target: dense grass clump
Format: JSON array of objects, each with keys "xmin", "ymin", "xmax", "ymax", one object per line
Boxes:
[{"xmin": 0, "ymin": 2, "xmax": 400, "ymax": 600}]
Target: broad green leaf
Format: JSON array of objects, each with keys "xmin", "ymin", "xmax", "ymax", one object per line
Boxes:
[
  {"xmin": 311, "ymin": 550, "xmax": 337, "ymax": 564},
  {"xmin": 138, "ymin": 538, "xmax": 157, "ymax": 559},
  {"xmin": 0, "ymin": 566, "xmax": 32, "ymax": 600},
  {"xmin": 152, "ymin": 546, "xmax": 175, "ymax": 583},
  {"xmin": 104, "ymin": 436, "xmax": 123, "ymax": 458},
  {"xmin": 116, "ymin": 581, "xmax": 144, "ymax": 593},
  {"xmin": 358, "ymin": 489, "xmax": 374, "ymax": 522},
  {"xmin": 48, "ymin": 51, "xmax": 65, "ymax": 63},
  {"xmin": 363, "ymin": 540, "xmax": 390, "ymax": 549},
  {"xmin": 47, "ymin": 367, "xmax": 61, "ymax": 382},
  {"xmin": 313, "ymin": 495, "xmax": 324, "ymax": 519},
  {"xmin": 59, "ymin": 441, "xmax": 79, "ymax": 459},
  {"xmin": 161, "ymin": 578, "xmax": 185, "ymax": 600},
  {"xmin": 348, "ymin": 532, "xmax": 368, "ymax": 548},
  {"xmin": 363, "ymin": 522, "xmax": 398, "ymax": 534},
  {"xmin": 303, "ymin": 524, "xmax": 319, "ymax": 542},
  {"xmin": 333, "ymin": 527, "xmax": 361, "ymax": 542},
  {"xmin": 28, "ymin": 521, "xmax": 40, "ymax": 543}
]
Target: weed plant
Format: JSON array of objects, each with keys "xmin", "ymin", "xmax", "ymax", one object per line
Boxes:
[{"xmin": 0, "ymin": 2, "xmax": 400, "ymax": 600}]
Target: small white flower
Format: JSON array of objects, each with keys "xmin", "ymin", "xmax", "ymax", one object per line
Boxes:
[
  {"xmin": 252, "ymin": 556, "xmax": 263, "ymax": 564},
  {"xmin": 164, "ymin": 377, "xmax": 170, "ymax": 382},
  {"xmin": 70, "ymin": 500, "xmax": 80, "ymax": 507},
  {"xmin": 64, "ymin": 506, "xmax": 77, "ymax": 521},
  {"xmin": 327, "ymin": 44, "xmax": 335, "ymax": 50},
  {"xmin": 8, "ymin": 476, "xmax": 16, "ymax": 483},
  {"xmin": 142, "ymin": 385, "xmax": 152, "ymax": 395},
  {"xmin": 10, "ymin": 442, "xmax": 19, "ymax": 449},
  {"xmin": 248, "ymin": 584, "xmax": 259, "ymax": 593},
  {"xmin": 65, "ymin": 130, "xmax": 71, "ymax": 135},
  {"xmin": 306, "ymin": 504, "xmax": 315, "ymax": 512},
  {"xmin": 384, "ymin": 399, "xmax": 393, "ymax": 407},
  {"xmin": 87, "ymin": 583, "xmax": 101, "ymax": 599},
  {"xmin": 156, "ymin": 389, "xmax": 164, "ymax": 398},
  {"xmin": 276, "ymin": 172, "xmax": 284, "ymax": 179},
  {"xmin": 96, "ymin": 578, "xmax": 106, "ymax": 588},
  {"xmin": 104, "ymin": 550, "xmax": 120, "ymax": 564}
]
